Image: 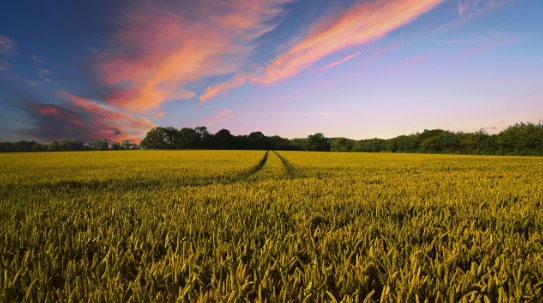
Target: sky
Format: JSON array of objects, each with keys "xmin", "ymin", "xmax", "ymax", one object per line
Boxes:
[{"xmin": 0, "ymin": 0, "xmax": 542, "ymax": 143}]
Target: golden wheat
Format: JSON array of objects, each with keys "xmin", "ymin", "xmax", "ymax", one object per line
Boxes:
[{"xmin": 1, "ymin": 151, "xmax": 542, "ymax": 302}]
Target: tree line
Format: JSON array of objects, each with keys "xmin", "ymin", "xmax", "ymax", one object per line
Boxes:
[
  {"xmin": 0, "ymin": 139, "xmax": 138, "ymax": 152},
  {"xmin": 1, "ymin": 122, "xmax": 542, "ymax": 155},
  {"xmin": 331, "ymin": 122, "xmax": 543, "ymax": 156}
]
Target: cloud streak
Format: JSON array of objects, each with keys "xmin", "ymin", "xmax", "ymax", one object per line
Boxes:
[
  {"xmin": 206, "ymin": 109, "xmax": 235, "ymax": 126},
  {"xmin": 201, "ymin": 0, "xmax": 443, "ymax": 101},
  {"xmin": 259, "ymin": 0, "xmax": 443, "ymax": 85},
  {"xmin": 200, "ymin": 72, "xmax": 253, "ymax": 103},
  {"xmin": 247, "ymin": 112, "xmax": 339, "ymax": 116},
  {"xmin": 31, "ymin": 55, "xmax": 44, "ymax": 63},
  {"xmin": 457, "ymin": 0, "xmax": 513, "ymax": 17},
  {"xmin": 22, "ymin": 92, "xmax": 154, "ymax": 143},
  {"xmin": 98, "ymin": 0, "xmax": 292, "ymax": 113},
  {"xmin": 59, "ymin": 92, "xmax": 154, "ymax": 141},
  {"xmin": 0, "ymin": 34, "xmax": 16, "ymax": 56},
  {"xmin": 314, "ymin": 51, "xmax": 364, "ymax": 74},
  {"xmin": 0, "ymin": 61, "xmax": 10, "ymax": 71},
  {"xmin": 438, "ymin": 0, "xmax": 514, "ymax": 32}
]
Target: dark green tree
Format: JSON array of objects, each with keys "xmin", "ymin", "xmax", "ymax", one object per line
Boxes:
[
  {"xmin": 214, "ymin": 129, "xmax": 234, "ymax": 149},
  {"xmin": 88, "ymin": 139, "xmax": 110, "ymax": 151},
  {"xmin": 330, "ymin": 138, "xmax": 354, "ymax": 152},
  {"xmin": 178, "ymin": 127, "xmax": 200, "ymax": 149},
  {"xmin": 140, "ymin": 127, "xmax": 171, "ymax": 149},
  {"xmin": 248, "ymin": 131, "xmax": 268, "ymax": 150},
  {"xmin": 306, "ymin": 133, "xmax": 330, "ymax": 151}
]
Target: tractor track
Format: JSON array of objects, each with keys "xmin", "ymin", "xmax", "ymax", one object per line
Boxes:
[
  {"xmin": 22, "ymin": 150, "xmax": 292, "ymax": 194},
  {"xmin": 273, "ymin": 151, "xmax": 299, "ymax": 178},
  {"xmin": 243, "ymin": 150, "xmax": 269, "ymax": 178}
]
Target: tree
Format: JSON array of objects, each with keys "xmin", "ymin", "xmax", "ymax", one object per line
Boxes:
[
  {"xmin": 214, "ymin": 129, "xmax": 234, "ymax": 149},
  {"xmin": 111, "ymin": 142, "xmax": 122, "ymax": 150},
  {"xmin": 268, "ymin": 135, "xmax": 291, "ymax": 150},
  {"xmin": 47, "ymin": 140, "xmax": 60, "ymax": 151},
  {"xmin": 306, "ymin": 133, "xmax": 330, "ymax": 151},
  {"xmin": 288, "ymin": 138, "xmax": 306, "ymax": 151},
  {"xmin": 330, "ymin": 138, "xmax": 354, "ymax": 152},
  {"xmin": 58, "ymin": 139, "xmax": 84, "ymax": 151},
  {"xmin": 13, "ymin": 140, "xmax": 39, "ymax": 152},
  {"xmin": 498, "ymin": 122, "xmax": 543, "ymax": 155},
  {"xmin": 178, "ymin": 127, "xmax": 200, "ymax": 149},
  {"xmin": 248, "ymin": 131, "xmax": 268, "ymax": 150},
  {"xmin": 195, "ymin": 126, "xmax": 211, "ymax": 148},
  {"xmin": 140, "ymin": 127, "xmax": 170, "ymax": 149},
  {"xmin": 421, "ymin": 131, "xmax": 458, "ymax": 153},
  {"xmin": 121, "ymin": 140, "xmax": 134, "ymax": 150},
  {"xmin": 88, "ymin": 139, "xmax": 110, "ymax": 151},
  {"xmin": 163, "ymin": 127, "xmax": 180, "ymax": 148}
]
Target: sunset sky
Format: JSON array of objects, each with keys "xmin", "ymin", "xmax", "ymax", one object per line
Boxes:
[{"xmin": 0, "ymin": 0, "xmax": 542, "ymax": 142}]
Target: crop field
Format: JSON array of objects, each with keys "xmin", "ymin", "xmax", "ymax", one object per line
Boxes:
[{"xmin": 1, "ymin": 150, "xmax": 543, "ymax": 302}]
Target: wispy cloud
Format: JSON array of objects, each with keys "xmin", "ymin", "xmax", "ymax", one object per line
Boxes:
[
  {"xmin": 438, "ymin": 0, "xmax": 514, "ymax": 32},
  {"xmin": 201, "ymin": 0, "xmax": 443, "ymax": 101},
  {"xmin": 31, "ymin": 55, "xmax": 43, "ymax": 64},
  {"xmin": 36, "ymin": 69, "xmax": 53, "ymax": 77},
  {"xmin": 206, "ymin": 109, "xmax": 235, "ymax": 126},
  {"xmin": 23, "ymin": 92, "xmax": 155, "ymax": 143},
  {"xmin": 371, "ymin": 41, "xmax": 406, "ymax": 57},
  {"xmin": 399, "ymin": 53, "xmax": 430, "ymax": 67},
  {"xmin": 457, "ymin": 0, "xmax": 513, "ymax": 17},
  {"xmin": 457, "ymin": 0, "xmax": 469, "ymax": 15},
  {"xmin": 59, "ymin": 92, "xmax": 155, "ymax": 141},
  {"xmin": 0, "ymin": 61, "xmax": 10, "ymax": 71},
  {"xmin": 0, "ymin": 34, "xmax": 16, "ymax": 56},
  {"xmin": 0, "ymin": 71, "xmax": 153, "ymax": 143},
  {"xmin": 461, "ymin": 39, "xmax": 512, "ymax": 58},
  {"xmin": 98, "ymin": 0, "xmax": 292, "ymax": 113},
  {"xmin": 36, "ymin": 68, "xmax": 55, "ymax": 84},
  {"xmin": 200, "ymin": 72, "xmax": 252, "ymax": 103},
  {"xmin": 247, "ymin": 112, "xmax": 340, "ymax": 116},
  {"xmin": 258, "ymin": 0, "xmax": 443, "ymax": 85},
  {"xmin": 450, "ymin": 30, "xmax": 516, "ymax": 61},
  {"xmin": 24, "ymin": 80, "xmax": 40, "ymax": 87},
  {"xmin": 314, "ymin": 51, "xmax": 364, "ymax": 74}
]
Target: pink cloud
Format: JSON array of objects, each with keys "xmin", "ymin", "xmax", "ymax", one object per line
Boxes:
[
  {"xmin": 200, "ymin": 72, "xmax": 252, "ymax": 103},
  {"xmin": 200, "ymin": 0, "xmax": 442, "ymax": 101},
  {"xmin": 37, "ymin": 106, "xmax": 61, "ymax": 116},
  {"xmin": 206, "ymin": 109, "xmax": 235, "ymax": 126},
  {"xmin": 58, "ymin": 92, "xmax": 155, "ymax": 142},
  {"xmin": 247, "ymin": 112, "xmax": 339, "ymax": 116},
  {"xmin": 371, "ymin": 41, "xmax": 406, "ymax": 57},
  {"xmin": 98, "ymin": 0, "xmax": 291, "ymax": 113},
  {"xmin": 399, "ymin": 53, "xmax": 430, "ymax": 67},
  {"xmin": 314, "ymin": 51, "xmax": 364, "ymax": 74},
  {"xmin": 258, "ymin": 0, "xmax": 443, "ymax": 85}
]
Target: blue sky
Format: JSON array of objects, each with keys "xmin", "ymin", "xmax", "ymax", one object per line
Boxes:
[{"xmin": 0, "ymin": 0, "xmax": 542, "ymax": 142}]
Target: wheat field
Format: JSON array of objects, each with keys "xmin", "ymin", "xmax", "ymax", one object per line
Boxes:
[{"xmin": 1, "ymin": 151, "xmax": 542, "ymax": 302}]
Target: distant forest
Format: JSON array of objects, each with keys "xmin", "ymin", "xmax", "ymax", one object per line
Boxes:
[{"xmin": 1, "ymin": 122, "xmax": 542, "ymax": 156}]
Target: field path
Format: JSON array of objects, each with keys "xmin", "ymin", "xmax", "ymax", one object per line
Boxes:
[
  {"xmin": 242, "ymin": 150, "xmax": 269, "ymax": 178},
  {"xmin": 273, "ymin": 151, "xmax": 300, "ymax": 178},
  {"xmin": 247, "ymin": 150, "xmax": 287, "ymax": 181}
]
